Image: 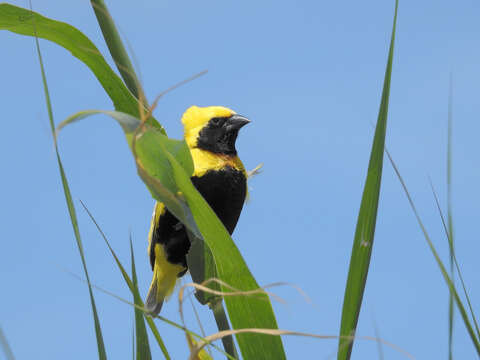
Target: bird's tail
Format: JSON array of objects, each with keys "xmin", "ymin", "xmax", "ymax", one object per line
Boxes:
[{"xmin": 145, "ymin": 245, "xmax": 185, "ymax": 316}]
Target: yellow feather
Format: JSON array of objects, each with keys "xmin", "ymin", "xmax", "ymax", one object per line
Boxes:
[
  {"xmin": 153, "ymin": 244, "xmax": 185, "ymax": 301},
  {"xmin": 147, "ymin": 202, "xmax": 165, "ymax": 259},
  {"xmin": 190, "ymin": 148, "xmax": 246, "ymax": 177}
]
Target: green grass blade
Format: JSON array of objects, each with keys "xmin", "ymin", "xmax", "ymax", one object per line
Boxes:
[
  {"xmin": 32, "ymin": 18, "xmax": 107, "ymax": 360},
  {"xmin": 0, "ymin": 326, "xmax": 15, "ymax": 360},
  {"xmin": 0, "ymin": 4, "xmax": 163, "ymax": 132},
  {"xmin": 337, "ymin": 1, "xmax": 398, "ymax": 359},
  {"xmin": 446, "ymin": 73, "xmax": 455, "ymax": 360},
  {"xmin": 130, "ymin": 237, "xmax": 152, "ymax": 360},
  {"xmin": 429, "ymin": 182, "xmax": 480, "ymax": 340},
  {"xmin": 387, "ymin": 151, "xmax": 480, "ymax": 356},
  {"xmin": 211, "ymin": 301, "xmax": 239, "ymax": 360},
  {"xmin": 69, "ymin": 261, "xmax": 236, "ymax": 360},
  {"xmin": 79, "ymin": 200, "xmax": 171, "ymax": 360},
  {"xmin": 90, "ymin": 0, "xmax": 141, "ymax": 99}
]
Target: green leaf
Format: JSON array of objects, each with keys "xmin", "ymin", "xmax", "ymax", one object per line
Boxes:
[
  {"xmin": 31, "ymin": 17, "xmax": 107, "ymax": 360},
  {"xmin": 337, "ymin": 1, "xmax": 398, "ymax": 359},
  {"xmin": 187, "ymin": 233, "xmax": 238, "ymax": 358},
  {"xmin": 90, "ymin": 0, "xmax": 142, "ymax": 99},
  {"xmin": 187, "ymin": 237, "xmax": 222, "ymax": 306},
  {"xmin": 82, "ymin": 200, "xmax": 236, "ymax": 360},
  {"xmin": 210, "ymin": 301, "xmax": 240, "ymax": 360},
  {"xmin": 0, "ymin": 4, "xmax": 163, "ymax": 133},
  {"xmin": 130, "ymin": 237, "xmax": 152, "ymax": 360},
  {"xmin": 58, "ymin": 110, "xmax": 200, "ymax": 238},
  {"xmin": 80, "ymin": 200, "xmax": 171, "ymax": 360},
  {"xmin": 387, "ymin": 152, "xmax": 480, "ymax": 356},
  {"xmin": 165, "ymin": 151, "xmax": 285, "ymax": 360},
  {"xmin": 429, "ymin": 182, "xmax": 480, "ymax": 341}
]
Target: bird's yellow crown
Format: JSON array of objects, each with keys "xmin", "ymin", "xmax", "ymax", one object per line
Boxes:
[{"xmin": 181, "ymin": 105, "xmax": 236, "ymax": 148}]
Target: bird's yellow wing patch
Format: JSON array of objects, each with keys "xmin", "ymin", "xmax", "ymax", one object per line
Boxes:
[{"xmin": 147, "ymin": 202, "xmax": 166, "ymax": 266}]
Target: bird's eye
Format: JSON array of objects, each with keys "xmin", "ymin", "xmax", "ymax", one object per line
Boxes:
[{"xmin": 210, "ymin": 117, "xmax": 224, "ymax": 126}]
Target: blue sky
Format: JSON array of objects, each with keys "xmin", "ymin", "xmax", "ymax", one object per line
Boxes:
[{"xmin": 1, "ymin": 0, "xmax": 480, "ymax": 359}]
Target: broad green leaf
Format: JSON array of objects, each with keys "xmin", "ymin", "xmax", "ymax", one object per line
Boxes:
[
  {"xmin": 0, "ymin": 4, "xmax": 163, "ymax": 133},
  {"xmin": 32, "ymin": 22, "xmax": 107, "ymax": 360},
  {"xmin": 130, "ymin": 238, "xmax": 152, "ymax": 360},
  {"xmin": 135, "ymin": 129, "xmax": 194, "ymax": 194},
  {"xmin": 165, "ymin": 151, "xmax": 285, "ymax": 360},
  {"xmin": 337, "ymin": 1, "xmax": 398, "ymax": 359}
]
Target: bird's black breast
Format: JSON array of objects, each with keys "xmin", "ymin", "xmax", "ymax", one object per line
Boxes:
[
  {"xmin": 151, "ymin": 165, "xmax": 247, "ymax": 270},
  {"xmin": 191, "ymin": 166, "xmax": 247, "ymax": 234}
]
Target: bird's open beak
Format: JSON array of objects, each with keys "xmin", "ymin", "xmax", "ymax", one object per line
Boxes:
[{"xmin": 225, "ymin": 114, "xmax": 251, "ymax": 132}]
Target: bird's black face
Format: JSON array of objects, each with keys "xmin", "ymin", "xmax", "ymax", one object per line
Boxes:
[{"xmin": 196, "ymin": 114, "xmax": 250, "ymax": 155}]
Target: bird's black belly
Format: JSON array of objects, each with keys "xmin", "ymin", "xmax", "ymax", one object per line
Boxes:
[{"xmin": 152, "ymin": 166, "xmax": 246, "ymax": 271}]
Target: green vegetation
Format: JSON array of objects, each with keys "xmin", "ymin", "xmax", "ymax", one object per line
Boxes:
[{"xmin": 1, "ymin": 1, "xmax": 478, "ymax": 359}]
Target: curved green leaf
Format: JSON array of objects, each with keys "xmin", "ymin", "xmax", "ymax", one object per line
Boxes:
[
  {"xmin": 165, "ymin": 151, "xmax": 285, "ymax": 360},
  {"xmin": 0, "ymin": 4, "xmax": 163, "ymax": 133},
  {"xmin": 57, "ymin": 110, "xmax": 200, "ymax": 239},
  {"xmin": 58, "ymin": 110, "xmax": 141, "ymax": 133},
  {"xmin": 80, "ymin": 200, "xmax": 171, "ymax": 359},
  {"xmin": 130, "ymin": 238, "xmax": 152, "ymax": 360}
]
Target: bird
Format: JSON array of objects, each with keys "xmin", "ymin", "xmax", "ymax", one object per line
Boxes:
[{"xmin": 145, "ymin": 105, "xmax": 250, "ymax": 315}]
